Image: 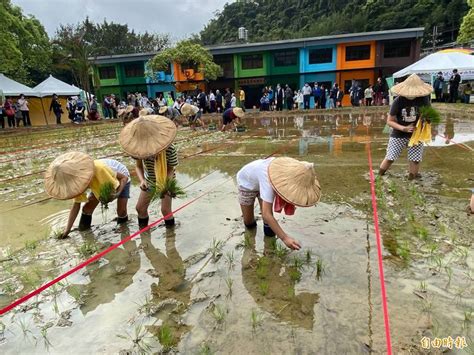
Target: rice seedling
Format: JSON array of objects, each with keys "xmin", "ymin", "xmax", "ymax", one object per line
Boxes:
[
  {"xmin": 419, "ymin": 106, "xmax": 441, "ymax": 124},
  {"xmin": 418, "ymin": 281, "xmax": 428, "ymax": 293},
  {"xmin": 250, "ymin": 309, "xmax": 263, "ymax": 332},
  {"xmin": 136, "ymin": 295, "xmax": 156, "ymax": 316},
  {"xmin": 157, "ymin": 324, "xmax": 175, "ymax": 352},
  {"xmin": 68, "ymin": 285, "xmax": 85, "ymax": 305},
  {"xmin": 258, "ymin": 281, "xmax": 269, "ymax": 296},
  {"xmin": 236, "ymin": 233, "xmax": 252, "ymax": 249},
  {"xmin": 462, "ymin": 309, "xmax": 472, "ymax": 333},
  {"xmin": 18, "ymin": 318, "xmax": 34, "ymax": 341},
  {"xmin": 116, "ymin": 322, "xmax": 154, "ymax": 354},
  {"xmin": 210, "ymin": 238, "xmax": 223, "ymax": 261},
  {"xmin": 315, "ymin": 258, "xmax": 326, "ymax": 280},
  {"xmin": 292, "ymin": 256, "xmax": 305, "ymax": 271},
  {"xmin": 39, "ymin": 326, "xmax": 53, "ymax": 351},
  {"xmin": 274, "ymin": 243, "xmax": 289, "ymax": 259},
  {"xmin": 387, "ymin": 180, "xmax": 398, "ymax": 196},
  {"xmin": 77, "ymin": 241, "xmax": 99, "ymax": 258},
  {"xmin": 305, "ymin": 249, "xmax": 312, "ymax": 264},
  {"xmin": 289, "ymin": 269, "xmax": 302, "ymax": 283},
  {"xmin": 224, "ymin": 251, "xmax": 235, "ymax": 271},
  {"xmin": 210, "ymin": 304, "xmax": 227, "ymax": 326},
  {"xmin": 51, "ymin": 228, "xmax": 64, "ymax": 240},
  {"xmin": 444, "ymin": 266, "xmax": 453, "ymax": 288},
  {"xmin": 2, "ymin": 280, "xmax": 17, "ymax": 295},
  {"xmin": 255, "ymin": 257, "xmax": 269, "ymax": 279},
  {"xmin": 98, "ymin": 182, "xmax": 115, "ymax": 209},
  {"xmin": 454, "ymin": 246, "xmax": 469, "ymax": 264},
  {"xmin": 150, "ymin": 178, "xmax": 186, "ymax": 202},
  {"xmin": 198, "ymin": 342, "xmax": 213, "ymax": 355},
  {"xmin": 431, "ymin": 254, "xmax": 444, "ymax": 272},
  {"xmin": 225, "ymin": 277, "xmax": 233, "ymax": 297},
  {"xmin": 24, "ymin": 240, "xmax": 39, "ymax": 251},
  {"xmin": 414, "ymin": 224, "xmax": 429, "ymax": 241},
  {"xmin": 397, "ymin": 241, "xmax": 411, "ymax": 265}
]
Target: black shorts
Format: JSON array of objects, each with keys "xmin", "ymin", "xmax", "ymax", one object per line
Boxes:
[{"xmin": 223, "ymin": 115, "xmax": 233, "ymax": 125}]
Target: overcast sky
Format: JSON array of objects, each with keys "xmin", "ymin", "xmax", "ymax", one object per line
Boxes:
[{"xmin": 12, "ymin": 0, "xmax": 230, "ymax": 40}]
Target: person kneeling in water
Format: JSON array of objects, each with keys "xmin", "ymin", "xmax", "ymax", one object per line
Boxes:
[
  {"xmin": 119, "ymin": 114, "xmax": 178, "ymax": 229},
  {"xmin": 236, "ymin": 157, "xmax": 321, "ymax": 250},
  {"xmin": 44, "ymin": 152, "xmax": 130, "ymax": 238}
]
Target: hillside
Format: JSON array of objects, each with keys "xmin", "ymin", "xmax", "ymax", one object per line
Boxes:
[{"xmin": 199, "ymin": 0, "xmax": 469, "ymax": 46}]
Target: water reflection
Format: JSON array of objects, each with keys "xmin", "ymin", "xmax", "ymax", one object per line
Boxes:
[{"xmin": 241, "ymin": 230, "xmax": 319, "ymax": 330}]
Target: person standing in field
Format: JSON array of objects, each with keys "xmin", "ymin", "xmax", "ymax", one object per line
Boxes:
[
  {"xmin": 364, "ymin": 85, "xmax": 374, "ymax": 106},
  {"xmin": 433, "ymin": 72, "xmax": 444, "ymax": 102},
  {"xmin": 239, "ymin": 87, "xmax": 246, "ymax": 111},
  {"xmin": 17, "ymin": 94, "xmax": 31, "ymax": 127},
  {"xmin": 267, "ymin": 86, "xmax": 274, "ymax": 110},
  {"xmin": 378, "ymin": 74, "xmax": 433, "ymax": 180},
  {"xmin": 49, "ymin": 94, "xmax": 62, "ymax": 125},
  {"xmin": 224, "ymin": 88, "xmax": 232, "ymax": 110},
  {"xmin": 302, "ymin": 83, "xmax": 312, "ymax": 110},
  {"xmin": 285, "ymin": 84, "xmax": 293, "ymax": 110},
  {"xmin": 216, "ymin": 89, "xmax": 223, "ymax": 113},
  {"xmin": 449, "ymin": 69, "xmax": 461, "ymax": 103},
  {"xmin": 276, "ymin": 84, "xmax": 284, "ymax": 111},
  {"xmin": 209, "ymin": 90, "xmax": 216, "ymax": 113}
]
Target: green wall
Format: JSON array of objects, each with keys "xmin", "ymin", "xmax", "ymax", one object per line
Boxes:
[
  {"xmin": 233, "ymin": 52, "xmax": 269, "ymax": 78},
  {"xmin": 268, "ymin": 50, "xmax": 300, "ymax": 76},
  {"xmin": 119, "ymin": 61, "xmax": 147, "ymax": 86}
]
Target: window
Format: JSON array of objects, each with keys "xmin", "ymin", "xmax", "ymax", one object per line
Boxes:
[
  {"xmin": 383, "ymin": 40, "xmax": 411, "ymax": 58},
  {"xmin": 214, "ymin": 55, "xmax": 233, "ymax": 77},
  {"xmin": 345, "ymin": 45, "xmax": 371, "ymax": 61},
  {"xmin": 242, "ymin": 54, "xmax": 263, "ymax": 70},
  {"xmin": 273, "ymin": 50, "xmax": 298, "ymax": 67},
  {"xmin": 124, "ymin": 63, "xmax": 144, "ymax": 78},
  {"xmin": 309, "ymin": 48, "xmax": 333, "ymax": 64},
  {"xmin": 98, "ymin": 66, "xmax": 116, "ymax": 80},
  {"xmin": 344, "ymin": 79, "xmax": 370, "ymax": 94}
]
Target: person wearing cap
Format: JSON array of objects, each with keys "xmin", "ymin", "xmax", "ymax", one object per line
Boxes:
[
  {"xmin": 433, "ymin": 72, "xmax": 444, "ymax": 102},
  {"xmin": 44, "ymin": 152, "xmax": 131, "ymax": 238},
  {"xmin": 236, "ymin": 157, "xmax": 321, "ymax": 250},
  {"xmin": 379, "ymin": 74, "xmax": 433, "ymax": 180},
  {"xmin": 119, "ymin": 115, "xmax": 179, "ymax": 229},
  {"xmin": 180, "ymin": 103, "xmax": 204, "ymax": 129},
  {"xmin": 221, "ymin": 107, "xmax": 245, "ymax": 132},
  {"xmin": 159, "ymin": 105, "xmax": 181, "ymax": 126}
]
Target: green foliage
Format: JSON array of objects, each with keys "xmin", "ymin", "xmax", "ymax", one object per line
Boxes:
[
  {"xmin": 0, "ymin": 0, "xmax": 52, "ymax": 85},
  {"xmin": 148, "ymin": 40, "xmax": 223, "ymax": 80},
  {"xmin": 98, "ymin": 182, "xmax": 115, "ymax": 209},
  {"xmin": 199, "ymin": 0, "xmax": 469, "ymax": 47},
  {"xmin": 458, "ymin": 0, "xmax": 474, "ymax": 43},
  {"xmin": 157, "ymin": 324, "xmax": 175, "ymax": 351},
  {"xmin": 419, "ymin": 106, "xmax": 441, "ymax": 124},
  {"xmin": 150, "ymin": 178, "xmax": 186, "ymax": 202}
]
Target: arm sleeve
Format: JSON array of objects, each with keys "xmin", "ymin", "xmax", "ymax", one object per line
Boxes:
[{"xmin": 166, "ymin": 144, "xmax": 179, "ymax": 167}]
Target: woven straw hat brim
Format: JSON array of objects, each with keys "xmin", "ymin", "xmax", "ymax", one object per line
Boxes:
[
  {"xmin": 119, "ymin": 115, "xmax": 177, "ymax": 159},
  {"xmin": 391, "ymin": 74, "xmax": 434, "ymax": 99},
  {"xmin": 139, "ymin": 108, "xmax": 150, "ymax": 116},
  {"xmin": 268, "ymin": 157, "xmax": 321, "ymax": 207},
  {"xmin": 233, "ymin": 107, "xmax": 245, "ymax": 118},
  {"xmin": 159, "ymin": 106, "xmax": 168, "ymax": 114},
  {"xmin": 181, "ymin": 103, "xmax": 195, "ymax": 116},
  {"xmin": 125, "ymin": 105, "xmax": 134, "ymax": 114},
  {"xmin": 44, "ymin": 152, "xmax": 94, "ymax": 200}
]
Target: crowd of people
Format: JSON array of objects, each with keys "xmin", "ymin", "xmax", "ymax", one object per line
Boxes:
[{"xmin": 432, "ymin": 69, "xmax": 471, "ymax": 103}]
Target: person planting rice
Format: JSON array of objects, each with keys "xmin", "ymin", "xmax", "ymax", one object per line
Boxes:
[
  {"xmin": 236, "ymin": 157, "xmax": 321, "ymax": 250},
  {"xmin": 180, "ymin": 103, "xmax": 204, "ymax": 129},
  {"xmin": 119, "ymin": 114, "xmax": 180, "ymax": 229},
  {"xmin": 117, "ymin": 105, "xmax": 139, "ymax": 125},
  {"xmin": 378, "ymin": 74, "xmax": 434, "ymax": 180},
  {"xmin": 159, "ymin": 105, "xmax": 181, "ymax": 126},
  {"xmin": 221, "ymin": 107, "xmax": 245, "ymax": 132},
  {"xmin": 44, "ymin": 152, "xmax": 131, "ymax": 238}
]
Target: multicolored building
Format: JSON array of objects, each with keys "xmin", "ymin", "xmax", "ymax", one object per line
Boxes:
[{"xmin": 91, "ymin": 27, "xmax": 423, "ymax": 107}]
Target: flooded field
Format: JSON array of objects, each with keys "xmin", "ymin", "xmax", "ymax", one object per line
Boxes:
[{"xmin": 0, "ymin": 107, "xmax": 473, "ymax": 354}]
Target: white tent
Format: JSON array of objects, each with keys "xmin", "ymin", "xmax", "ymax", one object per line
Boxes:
[
  {"xmin": 33, "ymin": 75, "xmax": 81, "ymax": 97},
  {"xmin": 0, "ymin": 73, "xmax": 38, "ymax": 96},
  {"xmin": 393, "ymin": 51, "xmax": 474, "ymax": 79}
]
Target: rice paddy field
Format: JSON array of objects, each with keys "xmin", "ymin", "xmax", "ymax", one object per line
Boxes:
[{"xmin": 0, "ymin": 106, "xmax": 472, "ymax": 354}]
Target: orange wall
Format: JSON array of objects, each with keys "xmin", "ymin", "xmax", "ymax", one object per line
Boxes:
[
  {"xmin": 336, "ymin": 41, "xmax": 376, "ymax": 70},
  {"xmin": 173, "ymin": 63, "xmax": 205, "ymax": 83},
  {"xmin": 336, "ymin": 69, "xmax": 375, "ymax": 106}
]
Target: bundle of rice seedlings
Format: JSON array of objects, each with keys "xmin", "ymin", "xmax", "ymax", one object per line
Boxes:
[
  {"xmin": 150, "ymin": 178, "xmax": 186, "ymax": 202},
  {"xmin": 98, "ymin": 182, "xmax": 115, "ymax": 209},
  {"xmin": 419, "ymin": 106, "xmax": 441, "ymax": 124}
]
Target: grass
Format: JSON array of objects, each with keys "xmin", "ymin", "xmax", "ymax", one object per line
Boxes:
[
  {"xmin": 224, "ymin": 251, "xmax": 235, "ymax": 270},
  {"xmin": 397, "ymin": 241, "xmax": 411, "ymax": 265},
  {"xmin": 225, "ymin": 277, "xmax": 233, "ymax": 297},
  {"xmin": 77, "ymin": 241, "xmax": 99, "ymax": 258},
  {"xmin": 315, "ymin": 258, "xmax": 326, "ymax": 280},
  {"xmin": 258, "ymin": 280, "xmax": 269, "ymax": 296},
  {"xmin": 255, "ymin": 257, "xmax": 269, "ymax": 279},
  {"xmin": 98, "ymin": 181, "xmax": 115, "ymax": 209},
  {"xmin": 250, "ymin": 309, "xmax": 263, "ymax": 332},
  {"xmin": 116, "ymin": 322, "xmax": 153, "ymax": 354},
  {"xmin": 210, "ymin": 304, "xmax": 227, "ymax": 326},
  {"xmin": 198, "ymin": 342, "xmax": 213, "ymax": 355},
  {"xmin": 210, "ymin": 238, "xmax": 223, "ymax": 261},
  {"xmin": 150, "ymin": 178, "xmax": 186, "ymax": 202},
  {"xmin": 24, "ymin": 240, "xmax": 39, "ymax": 251},
  {"xmin": 418, "ymin": 281, "xmax": 428, "ymax": 293},
  {"xmin": 289, "ymin": 269, "xmax": 302, "ymax": 283},
  {"xmin": 157, "ymin": 324, "xmax": 175, "ymax": 352}
]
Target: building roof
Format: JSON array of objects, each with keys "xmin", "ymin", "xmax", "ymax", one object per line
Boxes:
[
  {"xmin": 33, "ymin": 75, "xmax": 81, "ymax": 97},
  {"xmin": 91, "ymin": 27, "xmax": 425, "ymax": 64}
]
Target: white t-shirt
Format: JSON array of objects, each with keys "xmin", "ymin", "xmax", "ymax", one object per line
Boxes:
[
  {"xmin": 100, "ymin": 159, "xmax": 130, "ymax": 183},
  {"xmin": 236, "ymin": 158, "xmax": 275, "ymax": 203},
  {"xmin": 231, "ymin": 96, "xmax": 236, "ymax": 107}
]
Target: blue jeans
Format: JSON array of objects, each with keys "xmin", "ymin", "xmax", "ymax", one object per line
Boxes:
[{"xmin": 464, "ymin": 94, "xmax": 471, "ymax": 104}]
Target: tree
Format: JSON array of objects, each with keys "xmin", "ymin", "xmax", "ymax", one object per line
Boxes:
[
  {"xmin": 458, "ymin": 0, "xmax": 474, "ymax": 43},
  {"xmin": 147, "ymin": 40, "xmax": 223, "ymax": 81},
  {"xmin": 0, "ymin": 0, "xmax": 51, "ymax": 85}
]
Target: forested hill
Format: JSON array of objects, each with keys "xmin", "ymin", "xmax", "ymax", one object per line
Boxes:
[{"xmin": 199, "ymin": 0, "xmax": 469, "ymax": 46}]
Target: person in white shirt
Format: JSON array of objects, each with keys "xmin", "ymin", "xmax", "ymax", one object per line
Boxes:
[
  {"xmin": 236, "ymin": 157, "xmax": 321, "ymax": 250},
  {"xmin": 302, "ymin": 83, "xmax": 312, "ymax": 109},
  {"xmin": 230, "ymin": 93, "xmax": 237, "ymax": 108},
  {"xmin": 209, "ymin": 91, "xmax": 216, "ymax": 113},
  {"xmin": 17, "ymin": 94, "xmax": 31, "ymax": 126}
]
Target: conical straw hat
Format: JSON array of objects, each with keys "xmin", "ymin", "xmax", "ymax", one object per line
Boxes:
[
  {"xmin": 180, "ymin": 103, "xmax": 197, "ymax": 116},
  {"xmin": 139, "ymin": 108, "xmax": 150, "ymax": 116},
  {"xmin": 390, "ymin": 74, "xmax": 433, "ymax": 99},
  {"xmin": 268, "ymin": 157, "xmax": 321, "ymax": 207},
  {"xmin": 159, "ymin": 106, "xmax": 168, "ymax": 115},
  {"xmin": 44, "ymin": 151, "xmax": 94, "ymax": 200},
  {"xmin": 118, "ymin": 115, "xmax": 177, "ymax": 159},
  {"xmin": 233, "ymin": 107, "xmax": 245, "ymax": 118}
]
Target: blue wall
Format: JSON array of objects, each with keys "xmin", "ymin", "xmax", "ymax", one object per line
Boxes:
[
  {"xmin": 147, "ymin": 83, "xmax": 176, "ymax": 99},
  {"xmin": 145, "ymin": 62, "xmax": 175, "ymax": 98},
  {"xmin": 298, "ymin": 72, "xmax": 337, "ymax": 108},
  {"xmin": 299, "ymin": 45, "xmax": 337, "ymax": 73}
]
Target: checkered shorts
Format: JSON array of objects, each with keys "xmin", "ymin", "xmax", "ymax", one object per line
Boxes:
[
  {"xmin": 238, "ymin": 186, "xmax": 259, "ymax": 206},
  {"xmin": 385, "ymin": 137, "xmax": 424, "ymax": 162}
]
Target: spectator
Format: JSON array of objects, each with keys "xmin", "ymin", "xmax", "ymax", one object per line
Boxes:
[
  {"xmin": 329, "ymin": 83, "xmax": 338, "ymax": 109},
  {"xmin": 463, "ymin": 83, "xmax": 472, "ymax": 104},
  {"xmin": 433, "ymin": 72, "xmax": 444, "ymax": 102},
  {"xmin": 209, "ymin": 91, "xmax": 216, "ymax": 113},
  {"xmin": 373, "ymin": 77, "xmax": 385, "ymax": 105},
  {"xmin": 276, "ymin": 84, "xmax": 284, "ymax": 111},
  {"xmin": 67, "ymin": 97, "xmax": 76, "ymax": 122},
  {"xmin": 49, "ymin": 94, "xmax": 62, "ymax": 125},
  {"xmin": 312, "ymin": 82, "xmax": 322, "ymax": 108},
  {"xmin": 239, "ymin": 87, "xmax": 246, "ymax": 111},
  {"xmin": 260, "ymin": 93, "xmax": 270, "ymax": 111},
  {"xmin": 88, "ymin": 95, "xmax": 100, "ymax": 121},
  {"xmin": 320, "ymin": 85, "xmax": 327, "ymax": 109},
  {"xmin": 103, "ymin": 95, "xmax": 112, "ymax": 119},
  {"xmin": 17, "ymin": 94, "xmax": 31, "ymax": 126},
  {"xmin": 230, "ymin": 93, "xmax": 237, "ymax": 108},
  {"xmin": 0, "ymin": 99, "xmax": 4, "ymax": 129},
  {"xmin": 216, "ymin": 90, "xmax": 223, "ymax": 113},
  {"xmin": 4, "ymin": 97, "xmax": 16, "ymax": 128},
  {"xmin": 268, "ymin": 86, "xmax": 274, "ymax": 110},
  {"xmin": 74, "ymin": 97, "xmax": 85, "ymax": 123},
  {"xmin": 449, "ymin": 69, "xmax": 461, "ymax": 103},
  {"xmin": 198, "ymin": 90, "xmax": 207, "ymax": 113},
  {"xmin": 284, "ymin": 84, "xmax": 293, "ymax": 110},
  {"xmin": 336, "ymin": 86, "xmax": 344, "ymax": 108},
  {"xmin": 224, "ymin": 88, "xmax": 232, "ymax": 109},
  {"xmin": 14, "ymin": 101, "xmax": 22, "ymax": 127},
  {"xmin": 364, "ymin": 85, "xmax": 374, "ymax": 106},
  {"xmin": 295, "ymin": 90, "xmax": 303, "ymax": 109},
  {"xmin": 302, "ymin": 83, "xmax": 312, "ymax": 109}
]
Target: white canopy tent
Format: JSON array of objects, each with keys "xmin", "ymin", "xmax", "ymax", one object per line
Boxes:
[
  {"xmin": 0, "ymin": 73, "xmax": 38, "ymax": 97},
  {"xmin": 33, "ymin": 75, "xmax": 81, "ymax": 97},
  {"xmin": 393, "ymin": 51, "xmax": 474, "ymax": 80}
]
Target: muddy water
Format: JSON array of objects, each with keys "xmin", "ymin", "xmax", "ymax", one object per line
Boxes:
[{"xmin": 0, "ymin": 109, "xmax": 473, "ymax": 354}]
